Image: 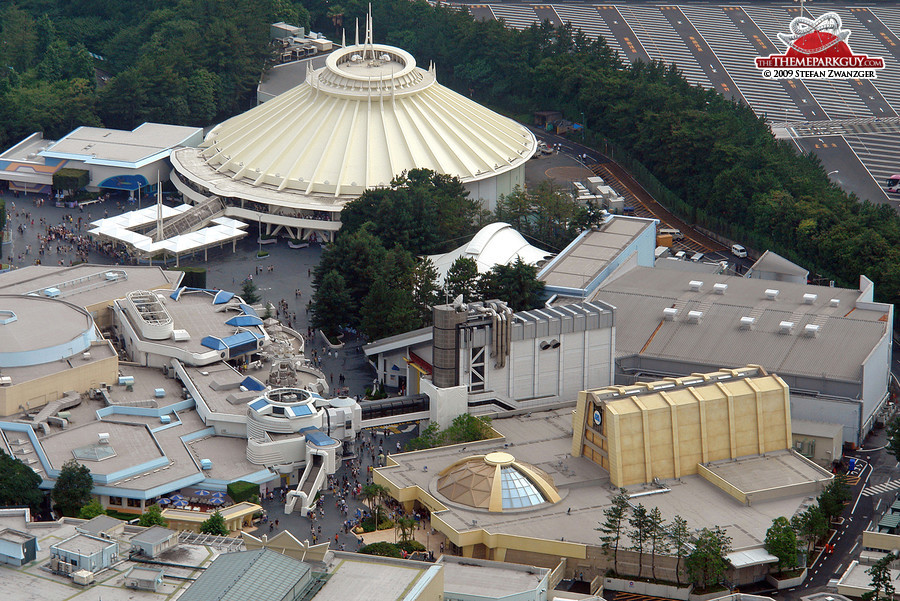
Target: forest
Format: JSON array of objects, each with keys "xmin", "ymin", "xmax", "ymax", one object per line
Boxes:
[{"xmin": 2, "ymin": 0, "xmax": 899, "ymax": 309}]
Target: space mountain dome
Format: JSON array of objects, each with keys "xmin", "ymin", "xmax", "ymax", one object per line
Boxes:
[{"xmin": 184, "ymin": 22, "xmax": 537, "ymax": 203}]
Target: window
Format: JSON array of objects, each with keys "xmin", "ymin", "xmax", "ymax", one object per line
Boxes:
[
  {"xmin": 108, "ymin": 496, "xmax": 122, "ymax": 506},
  {"xmin": 127, "ymin": 498, "xmax": 142, "ymax": 508}
]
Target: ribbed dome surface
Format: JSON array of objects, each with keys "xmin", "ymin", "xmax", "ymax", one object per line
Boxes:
[
  {"xmin": 197, "ymin": 42, "xmax": 536, "ymax": 198},
  {"xmin": 436, "ymin": 452, "xmax": 560, "ymax": 512}
]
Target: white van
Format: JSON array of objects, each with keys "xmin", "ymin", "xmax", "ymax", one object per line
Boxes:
[
  {"xmin": 731, "ymin": 244, "xmax": 748, "ymax": 258},
  {"xmin": 691, "ymin": 252, "xmax": 704, "ymax": 262},
  {"xmin": 659, "ymin": 228, "xmax": 684, "ymax": 240}
]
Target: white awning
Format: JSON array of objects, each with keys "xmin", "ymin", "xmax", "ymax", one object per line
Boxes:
[{"xmin": 726, "ymin": 548, "xmax": 778, "ymax": 568}]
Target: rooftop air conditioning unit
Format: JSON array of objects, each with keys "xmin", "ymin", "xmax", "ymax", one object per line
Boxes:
[
  {"xmin": 829, "ymin": 298, "xmax": 840, "ymax": 308},
  {"xmin": 98, "ymin": 433, "xmax": 110, "ymax": 445},
  {"xmin": 778, "ymin": 321, "xmax": 794, "ymax": 335},
  {"xmin": 200, "ymin": 459, "xmax": 213, "ymax": 470},
  {"xmin": 689, "ymin": 280, "xmax": 703, "ymax": 292},
  {"xmin": 803, "ymin": 324, "xmax": 821, "ymax": 338},
  {"xmin": 739, "ymin": 316, "xmax": 756, "ymax": 330},
  {"xmin": 82, "ymin": 352, "xmax": 91, "ymax": 361},
  {"xmin": 663, "ymin": 307, "xmax": 678, "ymax": 321},
  {"xmin": 687, "ymin": 310, "xmax": 703, "ymax": 323},
  {"xmin": 713, "ymin": 283, "xmax": 728, "ymax": 295},
  {"xmin": 802, "ymin": 293, "xmax": 818, "ymax": 305},
  {"xmin": 765, "ymin": 289, "xmax": 780, "ymax": 300}
]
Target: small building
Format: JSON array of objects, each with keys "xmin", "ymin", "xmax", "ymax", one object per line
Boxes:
[
  {"xmin": 76, "ymin": 514, "xmax": 125, "ymax": 539},
  {"xmin": 746, "ymin": 250, "xmax": 809, "ymax": 284},
  {"xmin": 50, "ymin": 533, "xmax": 119, "ymax": 575},
  {"xmin": 161, "ymin": 502, "xmax": 261, "ymax": 534},
  {"xmin": 177, "ymin": 548, "xmax": 312, "ymax": 601},
  {"xmin": 0, "ymin": 528, "xmax": 37, "ymax": 566},
  {"xmin": 792, "ymin": 420, "xmax": 844, "ymax": 468},
  {"xmin": 124, "ymin": 566, "xmax": 164, "ymax": 592},
  {"xmin": 130, "ymin": 526, "xmax": 178, "ymax": 558},
  {"xmin": 440, "ymin": 555, "xmax": 550, "ymax": 601}
]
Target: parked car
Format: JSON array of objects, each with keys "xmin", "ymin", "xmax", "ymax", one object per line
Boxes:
[{"xmin": 731, "ymin": 244, "xmax": 748, "ymax": 258}]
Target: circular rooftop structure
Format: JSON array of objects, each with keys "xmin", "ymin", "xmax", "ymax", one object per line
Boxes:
[
  {"xmin": 0, "ymin": 294, "xmax": 96, "ymax": 368},
  {"xmin": 436, "ymin": 452, "xmax": 560, "ymax": 512},
  {"xmin": 171, "ymin": 35, "xmax": 536, "ymax": 212}
]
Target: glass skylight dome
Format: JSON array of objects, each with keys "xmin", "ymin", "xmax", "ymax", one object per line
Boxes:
[{"xmin": 436, "ymin": 452, "xmax": 560, "ymax": 512}]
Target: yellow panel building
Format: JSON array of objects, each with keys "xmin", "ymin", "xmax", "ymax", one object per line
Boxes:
[{"xmin": 572, "ymin": 366, "xmax": 793, "ymax": 487}]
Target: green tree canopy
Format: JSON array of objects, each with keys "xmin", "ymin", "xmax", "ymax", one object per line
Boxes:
[
  {"xmin": 0, "ymin": 452, "xmax": 44, "ymax": 512},
  {"xmin": 138, "ymin": 504, "xmax": 168, "ymax": 527},
  {"xmin": 864, "ymin": 554, "xmax": 896, "ymax": 601},
  {"xmin": 311, "ymin": 271, "xmax": 351, "ymax": 338},
  {"xmin": 199, "ymin": 510, "xmax": 229, "ymax": 535},
  {"xmin": 78, "ymin": 499, "xmax": 107, "ymax": 520},
  {"xmin": 240, "ymin": 280, "xmax": 261, "ymax": 305},
  {"xmin": 685, "ymin": 526, "xmax": 732, "ymax": 591},
  {"xmin": 52, "ymin": 459, "xmax": 93, "ymax": 517},
  {"xmin": 597, "ymin": 489, "xmax": 630, "ymax": 575},
  {"xmin": 444, "ymin": 257, "xmax": 480, "ymax": 303},
  {"xmin": 818, "ymin": 474, "xmax": 851, "ymax": 523},
  {"xmin": 478, "ymin": 258, "xmax": 545, "ymax": 311},
  {"xmin": 764, "ymin": 516, "xmax": 799, "ymax": 573}
]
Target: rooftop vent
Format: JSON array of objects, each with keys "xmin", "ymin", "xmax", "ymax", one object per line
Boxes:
[
  {"xmin": 803, "ymin": 324, "xmax": 821, "ymax": 338},
  {"xmin": 802, "ymin": 293, "xmax": 818, "ymax": 305},
  {"xmin": 778, "ymin": 321, "xmax": 794, "ymax": 335},
  {"xmin": 98, "ymin": 433, "xmax": 110, "ymax": 445},
  {"xmin": 82, "ymin": 352, "xmax": 91, "ymax": 361},
  {"xmin": 829, "ymin": 298, "xmax": 840, "ymax": 308},
  {"xmin": 687, "ymin": 310, "xmax": 703, "ymax": 323},
  {"xmin": 200, "ymin": 459, "xmax": 213, "ymax": 470},
  {"xmin": 713, "ymin": 283, "xmax": 728, "ymax": 295},
  {"xmin": 663, "ymin": 307, "xmax": 678, "ymax": 321},
  {"xmin": 765, "ymin": 289, "xmax": 780, "ymax": 300},
  {"xmin": 739, "ymin": 316, "xmax": 756, "ymax": 330},
  {"xmin": 689, "ymin": 280, "xmax": 703, "ymax": 292}
]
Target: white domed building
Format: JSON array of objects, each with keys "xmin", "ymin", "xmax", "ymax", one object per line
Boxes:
[{"xmin": 170, "ymin": 26, "xmax": 537, "ymax": 242}]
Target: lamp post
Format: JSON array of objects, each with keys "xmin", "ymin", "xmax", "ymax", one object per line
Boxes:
[{"xmin": 580, "ymin": 111, "xmax": 586, "ymax": 141}]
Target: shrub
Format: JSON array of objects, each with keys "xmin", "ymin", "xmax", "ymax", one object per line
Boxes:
[
  {"xmin": 359, "ymin": 542, "xmax": 401, "ymax": 558},
  {"xmin": 227, "ymin": 481, "xmax": 258, "ymax": 503},
  {"xmin": 397, "ymin": 540, "xmax": 425, "ymax": 553}
]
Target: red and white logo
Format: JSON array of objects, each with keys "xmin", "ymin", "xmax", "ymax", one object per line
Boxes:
[{"xmin": 755, "ymin": 12, "xmax": 884, "ymax": 80}]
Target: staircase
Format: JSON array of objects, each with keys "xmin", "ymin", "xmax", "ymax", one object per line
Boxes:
[{"xmin": 145, "ymin": 196, "xmax": 225, "ymax": 239}]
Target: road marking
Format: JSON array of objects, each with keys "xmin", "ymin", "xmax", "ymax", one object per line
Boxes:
[
  {"xmin": 836, "ymin": 564, "xmax": 844, "ymax": 573},
  {"xmin": 862, "ymin": 478, "xmax": 900, "ymax": 496}
]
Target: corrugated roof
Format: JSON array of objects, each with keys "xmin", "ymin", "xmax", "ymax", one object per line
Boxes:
[
  {"xmin": 130, "ymin": 526, "xmax": 176, "ymax": 546},
  {"xmin": 178, "ymin": 549, "xmax": 311, "ymax": 601}
]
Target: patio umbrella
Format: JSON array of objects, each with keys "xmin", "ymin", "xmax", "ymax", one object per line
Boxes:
[
  {"xmin": 157, "ymin": 498, "xmax": 171, "ymax": 505},
  {"xmin": 210, "ymin": 497, "xmax": 225, "ymax": 505},
  {"xmin": 170, "ymin": 494, "xmax": 184, "ymax": 501},
  {"xmin": 173, "ymin": 499, "xmax": 188, "ymax": 508},
  {"xmin": 211, "ymin": 491, "xmax": 226, "ymax": 498},
  {"xmin": 194, "ymin": 490, "xmax": 211, "ymax": 496}
]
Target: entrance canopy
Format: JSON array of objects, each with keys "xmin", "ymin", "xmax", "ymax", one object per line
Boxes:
[{"xmin": 98, "ymin": 174, "xmax": 150, "ymax": 191}]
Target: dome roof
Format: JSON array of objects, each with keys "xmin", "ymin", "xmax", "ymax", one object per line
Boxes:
[
  {"xmin": 196, "ymin": 39, "xmax": 536, "ymax": 199},
  {"xmin": 436, "ymin": 452, "xmax": 560, "ymax": 512}
]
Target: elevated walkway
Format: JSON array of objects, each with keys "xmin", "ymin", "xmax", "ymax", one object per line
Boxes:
[
  {"xmin": 145, "ymin": 196, "xmax": 224, "ymax": 239},
  {"xmin": 285, "ymin": 454, "xmax": 326, "ymax": 515}
]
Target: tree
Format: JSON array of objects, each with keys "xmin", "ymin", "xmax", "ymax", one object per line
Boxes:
[
  {"xmin": 78, "ymin": 499, "xmax": 107, "ymax": 520},
  {"xmin": 647, "ymin": 507, "xmax": 670, "ymax": 582},
  {"xmin": 886, "ymin": 415, "xmax": 900, "ymax": 463},
  {"xmin": 791, "ymin": 504, "xmax": 828, "ymax": 559},
  {"xmin": 411, "ymin": 258, "xmax": 441, "ymax": 327},
  {"xmin": 764, "ymin": 516, "xmax": 799, "ymax": 573},
  {"xmin": 311, "ymin": 270, "xmax": 351, "ymax": 338},
  {"xmin": 478, "ymin": 258, "xmax": 545, "ymax": 311},
  {"xmin": 200, "ymin": 510, "xmax": 229, "ymax": 535},
  {"xmin": 138, "ymin": 504, "xmax": 168, "ymax": 527},
  {"xmin": 52, "ymin": 459, "xmax": 93, "ymax": 517},
  {"xmin": 818, "ymin": 474, "xmax": 851, "ymax": 523},
  {"xmin": 444, "ymin": 257, "xmax": 480, "ymax": 303},
  {"xmin": 240, "ymin": 279, "xmax": 261, "ymax": 305},
  {"xmin": 597, "ymin": 489, "xmax": 630, "ymax": 575},
  {"xmin": 669, "ymin": 515, "xmax": 691, "ymax": 586},
  {"xmin": 362, "ymin": 483, "xmax": 389, "ymax": 525},
  {"xmin": 395, "ymin": 515, "xmax": 416, "ymax": 544},
  {"xmin": 685, "ymin": 526, "xmax": 732, "ymax": 591},
  {"xmin": 863, "ymin": 554, "xmax": 897, "ymax": 601},
  {"xmin": 0, "ymin": 452, "xmax": 44, "ymax": 512},
  {"xmin": 628, "ymin": 503, "xmax": 650, "ymax": 579},
  {"xmin": 360, "ymin": 273, "xmax": 418, "ymax": 341}
]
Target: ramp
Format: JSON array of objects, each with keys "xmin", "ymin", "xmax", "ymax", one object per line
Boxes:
[{"xmin": 285, "ymin": 454, "xmax": 326, "ymax": 515}]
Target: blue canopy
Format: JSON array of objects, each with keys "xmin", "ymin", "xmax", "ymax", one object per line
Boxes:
[
  {"xmin": 98, "ymin": 174, "xmax": 150, "ymax": 191},
  {"xmin": 170, "ymin": 287, "xmax": 185, "ymax": 301},
  {"xmin": 239, "ymin": 304, "xmax": 258, "ymax": 317},
  {"xmin": 241, "ymin": 376, "xmax": 266, "ymax": 391},
  {"xmin": 200, "ymin": 336, "xmax": 226, "ymax": 351},
  {"xmin": 226, "ymin": 315, "xmax": 264, "ymax": 327},
  {"xmin": 302, "ymin": 427, "xmax": 338, "ymax": 447},
  {"xmin": 214, "ymin": 290, "xmax": 235, "ymax": 305}
]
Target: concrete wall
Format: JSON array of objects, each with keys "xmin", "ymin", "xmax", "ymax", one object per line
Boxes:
[
  {"xmin": 789, "ymin": 394, "xmax": 860, "ymax": 448},
  {"xmin": 422, "ymin": 379, "xmax": 468, "ymax": 430},
  {"xmin": 0, "ymin": 346, "xmax": 118, "ymax": 416}
]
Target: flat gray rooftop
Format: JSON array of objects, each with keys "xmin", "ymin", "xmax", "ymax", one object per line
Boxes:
[
  {"xmin": 0, "ymin": 528, "xmax": 33, "ymax": 544},
  {"xmin": 0, "ymin": 264, "xmax": 180, "ymax": 309},
  {"xmin": 317, "ymin": 554, "xmax": 431, "ymax": 601},
  {"xmin": 130, "ymin": 526, "xmax": 175, "ymax": 545},
  {"xmin": 42, "ymin": 123, "xmax": 201, "ymax": 164},
  {"xmin": 0, "ymin": 295, "xmax": 93, "ymax": 355},
  {"xmin": 702, "ymin": 451, "xmax": 832, "ymax": 494},
  {"xmin": 41, "ymin": 421, "xmax": 163, "ymax": 475},
  {"xmin": 1, "ymin": 339, "xmax": 116, "ymax": 387},
  {"xmin": 441, "ymin": 558, "xmax": 546, "ymax": 597},
  {"xmin": 539, "ymin": 217, "xmax": 654, "ymax": 289},
  {"xmin": 54, "ymin": 533, "xmax": 114, "ymax": 555},
  {"xmin": 589, "ymin": 266, "xmax": 889, "ymax": 382},
  {"xmin": 185, "ymin": 363, "xmax": 256, "ymax": 416}
]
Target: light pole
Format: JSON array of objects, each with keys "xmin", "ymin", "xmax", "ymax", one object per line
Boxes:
[{"xmin": 580, "ymin": 111, "xmax": 586, "ymax": 141}]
